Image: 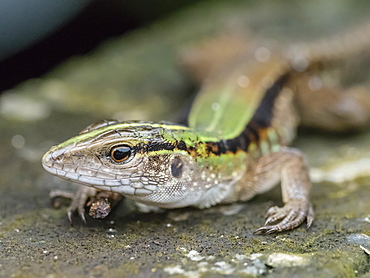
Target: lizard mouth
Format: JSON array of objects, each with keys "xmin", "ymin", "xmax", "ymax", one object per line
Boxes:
[{"xmin": 42, "ymin": 149, "xmax": 152, "ymax": 196}]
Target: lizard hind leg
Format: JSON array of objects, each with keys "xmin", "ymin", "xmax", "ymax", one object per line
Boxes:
[
  {"xmin": 237, "ymin": 147, "xmax": 314, "ymax": 234},
  {"xmin": 294, "ymin": 75, "xmax": 370, "ymax": 132}
]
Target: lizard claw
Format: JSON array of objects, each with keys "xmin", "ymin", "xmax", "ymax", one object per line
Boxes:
[
  {"xmin": 254, "ymin": 201, "xmax": 314, "ymax": 235},
  {"xmin": 66, "ymin": 209, "xmax": 86, "ymax": 224},
  {"xmin": 67, "ymin": 210, "xmax": 73, "ymax": 224},
  {"xmin": 305, "ymin": 205, "xmax": 315, "ymax": 229},
  {"xmin": 66, "ymin": 205, "xmax": 87, "ymax": 224}
]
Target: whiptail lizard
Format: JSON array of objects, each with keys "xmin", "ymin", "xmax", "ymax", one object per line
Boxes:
[{"xmin": 42, "ymin": 23, "xmax": 370, "ymax": 234}]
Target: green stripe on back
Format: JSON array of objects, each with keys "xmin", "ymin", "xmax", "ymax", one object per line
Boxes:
[{"xmin": 188, "ymin": 54, "xmax": 289, "ymax": 140}]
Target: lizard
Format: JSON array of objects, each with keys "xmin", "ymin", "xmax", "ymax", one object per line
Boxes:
[{"xmin": 42, "ymin": 23, "xmax": 370, "ymax": 234}]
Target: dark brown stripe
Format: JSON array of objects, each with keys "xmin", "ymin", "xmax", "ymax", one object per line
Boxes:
[
  {"xmin": 250, "ymin": 73, "xmax": 290, "ymax": 128},
  {"xmin": 176, "ymin": 140, "xmax": 187, "ymax": 151},
  {"xmin": 146, "ymin": 142, "xmax": 175, "ymax": 152},
  {"xmin": 201, "ymin": 73, "xmax": 290, "ymax": 155},
  {"xmin": 132, "ymin": 73, "xmax": 289, "ymax": 157}
]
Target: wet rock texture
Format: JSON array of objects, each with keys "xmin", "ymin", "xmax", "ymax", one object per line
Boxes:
[{"xmin": 1, "ymin": 0, "xmax": 369, "ymax": 277}]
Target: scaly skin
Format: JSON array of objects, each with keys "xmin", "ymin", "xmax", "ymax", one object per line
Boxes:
[
  {"xmin": 42, "ymin": 23, "xmax": 370, "ymax": 234},
  {"xmin": 43, "ymin": 119, "xmax": 313, "ymax": 234}
]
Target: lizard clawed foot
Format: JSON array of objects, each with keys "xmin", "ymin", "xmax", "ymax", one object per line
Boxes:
[
  {"xmin": 254, "ymin": 201, "xmax": 314, "ymax": 235},
  {"xmin": 50, "ymin": 185, "xmax": 123, "ymax": 224},
  {"xmin": 50, "ymin": 185, "xmax": 98, "ymax": 224}
]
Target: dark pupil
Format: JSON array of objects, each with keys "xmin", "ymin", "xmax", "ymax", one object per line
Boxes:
[{"xmin": 112, "ymin": 146, "xmax": 131, "ymax": 162}]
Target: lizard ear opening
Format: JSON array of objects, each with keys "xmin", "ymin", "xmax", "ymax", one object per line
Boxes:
[
  {"xmin": 79, "ymin": 119, "xmax": 119, "ymax": 134},
  {"xmin": 171, "ymin": 157, "xmax": 183, "ymax": 178}
]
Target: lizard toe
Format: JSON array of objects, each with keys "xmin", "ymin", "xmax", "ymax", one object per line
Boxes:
[
  {"xmin": 265, "ymin": 206, "xmax": 280, "ymax": 220},
  {"xmin": 306, "ymin": 204, "xmax": 315, "ymax": 229}
]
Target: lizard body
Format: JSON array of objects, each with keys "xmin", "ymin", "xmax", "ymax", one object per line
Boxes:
[{"xmin": 42, "ymin": 23, "xmax": 370, "ymax": 234}]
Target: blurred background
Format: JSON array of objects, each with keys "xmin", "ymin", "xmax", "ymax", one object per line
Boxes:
[{"xmin": 0, "ymin": 0, "xmax": 198, "ymax": 93}]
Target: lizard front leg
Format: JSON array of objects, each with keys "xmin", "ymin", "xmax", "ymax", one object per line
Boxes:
[
  {"xmin": 50, "ymin": 185, "xmax": 123, "ymax": 223},
  {"xmin": 50, "ymin": 185, "xmax": 97, "ymax": 223},
  {"xmin": 238, "ymin": 147, "xmax": 314, "ymax": 234}
]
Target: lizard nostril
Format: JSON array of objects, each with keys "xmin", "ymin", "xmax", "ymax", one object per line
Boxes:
[
  {"xmin": 51, "ymin": 148, "xmax": 66, "ymax": 163},
  {"xmin": 54, "ymin": 155, "xmax": 63, "ymax": 163}
]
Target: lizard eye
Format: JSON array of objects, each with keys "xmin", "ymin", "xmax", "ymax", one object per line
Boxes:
[{"xmin": 110, "ymin": 145, "xmax": 132, "ymax": 163}]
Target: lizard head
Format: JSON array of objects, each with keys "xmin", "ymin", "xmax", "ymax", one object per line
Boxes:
[{"xmin": 42, "ymin": 120, "xmax": 209, "ymax": 208}]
